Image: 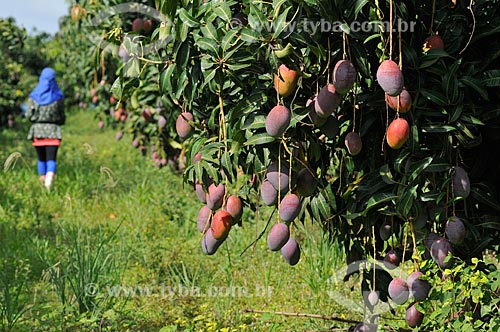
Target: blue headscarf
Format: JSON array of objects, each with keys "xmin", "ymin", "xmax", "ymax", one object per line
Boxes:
[{"xmin": 30, "ymin": 68, "xmax": 64, "ymax": 106}]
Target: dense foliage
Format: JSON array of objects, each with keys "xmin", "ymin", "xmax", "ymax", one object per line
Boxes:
[
  {"xmin": 0, "ymin": 18, "xmax": 52, "ymax": 127},
  {"xmin": 71, "ymin": 0, "xmax": 500, "ymax": 328}
]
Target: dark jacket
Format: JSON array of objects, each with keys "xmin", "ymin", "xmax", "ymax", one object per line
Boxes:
[{"xmin": 26, "ymin": 98, "xmax": 65, "ymax": 140}]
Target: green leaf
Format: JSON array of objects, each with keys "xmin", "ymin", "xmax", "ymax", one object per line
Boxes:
[
  {"xmin": 310, "ymin": 195, "xmax": 321, "ymax": 222},
  {"xmin": 442, "ymin": 59, "xmax": 460, "ymax": 103},
  {"xmin": 240, "ymin": 28, "xmax": 261, "ymax": 43},
  {"xmin": 189, "ymin": 137, "xmax": 207, "ymax": 162},
  {"xmin": 482, "ymin": 70, "xmax": 500, "ymax": 87},
  {"xmin": 110, "ymin": 77, "xmax": 122, "ymax": 99},
  {"xmin": 363, "ymin": 193, "xmax": 398, "ymax": 216},
  {"xmin": 420, "ymin": 88, "xmax": 448, "ymax": 106},
  {"xmin": 461, "ymin": 115, "xmax": 485, "ymax": 125},
  {"xmin": 421, "ymin": 125, "xmax": 456, "ymax": 133},
  {"xmin": 379, "ymin": 164, "xmax": 397, "ymax": 184},
  {"xmin": 178, "ymin": 8, "xmax": 199, "ymax": 28},
  {"xmin": 159, "ymin": 22, "xmax": 173, "ymax": 42},
  {"xmin": 241, "ymin": 114, "xmax": 266, "ymax": 130},
  {"xmin": 231, "ymin": 93, "xmax": 267, "ymax": 115},
  {"xmin": 177, "ymin": 19, "xmax": 190, "ymax": 42},
  {"xmin": 411, "ymin": 124, "xmax": 419, "ymax": 153},
  {"xmin": 363, "ymin": 33, "xmax": 382, "ymax": 44},
  {"xmin": 273, "ymin": 0, "xmax": 288, "ymax": 13},
  {"xmin": 202, "ymin": 68, "xmax": 217, "ymax": 86},
  {"xmin": 223, "ymin": 44, "xmax": 247, "ymax": 60},
  {"xmin": 289, "ymin": 110, "xmax": 309, "ymax": 128},
  {"xmin": 272, "ymin": 6, "xmax": 292, "ymax": 38},
  {"xmin": 477, "ymin": 217, "xmax": 500, "ymax": 231},
  {"xmin": 200, "ymin": 57, "xmax": 215, "ymax": 70},
  {"xmin": 311, "ymin": 192, "xmax": 331, "ymax": 221},
  {"xmin": 221, "ymin": 152, "xmax": 234, "ymax": 182},
  {"xmin": 194, "ymin": 160, "xmax": 204, "ymax": 183},
  {"xmin": 450, "ymin": 104, "xmax": 464, "ymax": 123},
  {"xmin": 175, "ymin": 41, "xmax": 190, "ymax": 70},
  {"xmin": 325, "ymin": 184, "xmax": 337, "ymax": 212},
  {"xmin": 199, "ymin": 142, "xmax": 225, "ymax": 160},
  {"xmin": 394, "ymin": 151, "xmax": 411, "ymax": 174},
  {"xmin": 249, "ymin": 3, "xmax": 268, "ymax": 33},
  {"xmin": 406, "ymin": 156, "xmax": 433, "ymax": 182},
  {"xmin": 196, "ymin": 37, "xmax": 220, "ymax": 55},
  {"xmin": 460, "ymin": 77, "xmax": 489, "ymax": 100},
  {"xmin": 354, "ymin": 0, "xmax": 369, "ymax": 19},
  {"xmin": 221, "ymin": 29, "xmax": 240, "ymax": 51},
  {"xmin": 424, "ymin": 158, "xmax": 450, "ymax": 173},
  {"xmin": 124, "ymin": 59, "xmax": 140, "ymax": 77},
  {"xmin": 471, "ymin": 184, "xmax": 500, "ymax": 211},
  {"xmin": 244, "ymin": 133, "xmax": 276, "ymax": 146},
  {"xmin": 339, "ymin": 22, "xmax": 350, "ymax": 34},
  {"xmin": 226, "ymin": 61, "xmax": 252, "ymax": 71},
  {"xmin": 469, "ymin": 237, "xmax": 494, "ymax": 256},
  {"xmin": 200, "ymin": 21, "xmax": 219, "ymax": 41},
  {"xmin": 175, "ymin": 69, "xmax": 188, "ymax": 99},
  {"xmin": 350, "ymin": 42, "xmax": 371, "ymax": 78},
  {"xmin": 397, "ymin": 184, "xmax": 418, "ymax": 218},
  {"xmin": 214, "ymin": 2, "xmax": 232, "ymax": 22},
  {"xmin": 419, "ymin": 49, "xmax": 453, "ymax": 69},
  {"xmin": 206, "ymin": 163, "xmax": 221, "ymax": 183},
  {"xmin": 401, "ymin": 43, "xmax": 419, "ymax": 68},
  {"xmin": 471, "ymin": 21, "xmax": 500, "ymax": 42},
  {"xmin": 121, "ymin": 78, "xmax": 140, "ymax": 98},
  {"xmin": 455, "ymin": 121, "xmax": 477, "ymax": 139}
]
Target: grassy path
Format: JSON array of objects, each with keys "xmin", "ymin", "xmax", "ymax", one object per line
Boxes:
[{"xmin": 0, "ymin": 110, "xmax": 362, "ymax": 332}]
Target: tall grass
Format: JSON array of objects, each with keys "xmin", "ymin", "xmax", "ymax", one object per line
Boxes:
[
  {"xmin": 37, "ymin": 222, "xmax": 124, "ymax": 317},
  {"xmin": 0, "ymin": 226, "xmax": 32, "ymax": 332}
]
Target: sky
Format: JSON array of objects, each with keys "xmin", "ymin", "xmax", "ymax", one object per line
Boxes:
[{"xmin": 0, "ymin": 0, "xmax": 69, "ymax": 34}]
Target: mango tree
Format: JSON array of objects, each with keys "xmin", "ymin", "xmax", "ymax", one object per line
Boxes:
[{"xmin": 71, "ymin": 0, "xmax": 500, "ymax": 329}]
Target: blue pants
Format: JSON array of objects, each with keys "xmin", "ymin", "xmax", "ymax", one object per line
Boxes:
[{"xmin": 35, "ymin": 146, "xmax": 58, "ymax": 175}]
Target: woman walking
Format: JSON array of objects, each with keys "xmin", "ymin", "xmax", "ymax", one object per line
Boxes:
[{"xmin": 26, "ymin": 68, "xmax": 65, "ymax": 189}]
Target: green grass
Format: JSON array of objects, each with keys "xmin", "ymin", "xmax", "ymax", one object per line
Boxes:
[{"xmin": 0, "ymin": 110, "xmax": 369, "ymax": 332}]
